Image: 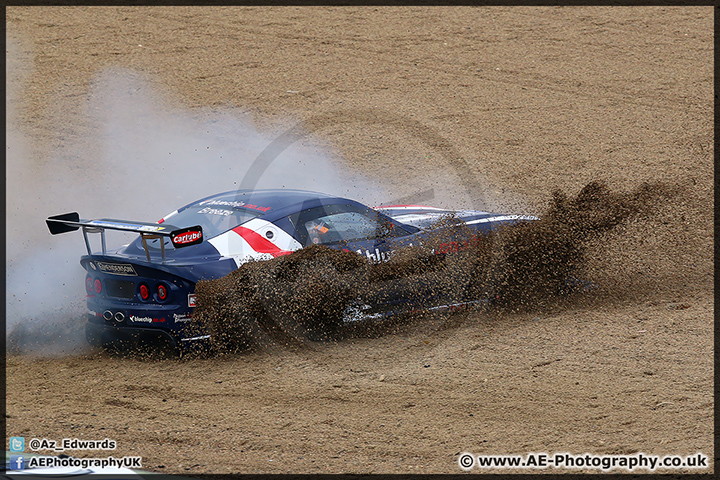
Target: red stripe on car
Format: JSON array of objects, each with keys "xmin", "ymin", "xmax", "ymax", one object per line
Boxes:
[{"xmin": 232, "ymin": 226, "xmax": 292, "ymax": 257}]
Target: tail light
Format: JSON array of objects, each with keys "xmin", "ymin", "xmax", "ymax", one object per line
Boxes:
[
  {"xmin": 139, "ymin": 283, "xmax": 150, "ymax": 301},
  {"xmin": 157, "ymin": 284, "xmax": 168, "ymax": 301},
  {"xmin": 94, "ymin": 279, "xmax": 102, "ymax": 294},
  {"xmin": 86, "ymin": 276, "xmax": 94, "ymax": 294}
]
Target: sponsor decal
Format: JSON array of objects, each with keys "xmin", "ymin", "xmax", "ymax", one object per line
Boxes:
[
  {"xmin": 200, "ymin": 199, "xmax": 271, "ymax": 212},
  {"xmin": 173, "ymin": 313, "xmax": 192, "ymax": 323},
  {"xmin": 198, "ymin": 207, "xmax": 233, "ymax": 216},
  {"xmin": 435, "ymin": 237, "xmax": 482, "ymax": 254},
  {"xmin": 174, "ymin": 231, "xmax": 202, "ymax": 244},
  {"xmin": 95, "ymin": 262, "xmax": 137, "ymax": 276},
  {"xmin": 188, "ymin": 294, "xmax": 197, "ymax": 308},
  {"xmin": 171, "ymin": 226, "xmax": 203, "ymax": 248},
  {"xmin": 88, "ymin": 220, "xmax": 165, "ymax": 232},
  {"xmin": 201, "ymin": 199, "xmax": 247, "ymax": 208},
  {"xmin": 354, "ymin": 239, "xmax": 480, "ymax": 264},
  {"xmin": 129, "ymin": 315, "xmax": 165, "ymax": 323},
  {"xmin": 357, "ymin": 248, "xmax": 392, "ymax": 263},
  {"xmin": 138, "ymin": 225, "xmax": 166, "ymax": 232}
]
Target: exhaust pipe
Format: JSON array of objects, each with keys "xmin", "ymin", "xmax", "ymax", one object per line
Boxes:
[
  {"xmin": 103, "ymin": 310, "xmax": 113, "ymax": 321},
  {"xmin": 114, "ymin": 311, "xmax": 126, "ymax": 323}
]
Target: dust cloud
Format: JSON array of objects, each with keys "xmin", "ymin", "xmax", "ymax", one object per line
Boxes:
[
  {"xmin": 192, "ymin": 180, "xmax": 676, "ymax": 354},
  {"xmin": 6, "ymin": 57, "xmax": 382, "ymax": 355}
]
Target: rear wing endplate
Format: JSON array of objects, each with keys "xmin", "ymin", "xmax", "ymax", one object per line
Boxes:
[{"xmin": 46, "ymin": 212, "xmax": 203, "ymax": 263}]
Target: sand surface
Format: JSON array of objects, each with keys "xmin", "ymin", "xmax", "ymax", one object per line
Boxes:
[{"xmin": 5, "ymin": 6, "xmax": 713, "ymax": 475}]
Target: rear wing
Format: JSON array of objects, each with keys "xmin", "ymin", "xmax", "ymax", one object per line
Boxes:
[{"xmin": 46, "ymin": 212, "xmax": 203, "ymax": 263}]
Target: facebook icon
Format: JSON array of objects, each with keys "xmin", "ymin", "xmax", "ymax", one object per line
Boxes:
[{"xmin": 9, "ymin": 455, "xmax": 25, "ymax": 470}]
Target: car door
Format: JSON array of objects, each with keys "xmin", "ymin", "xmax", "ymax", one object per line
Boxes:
[{"xmin": 282, "ymin": 204, "xmax": 440, "ymax": 311}]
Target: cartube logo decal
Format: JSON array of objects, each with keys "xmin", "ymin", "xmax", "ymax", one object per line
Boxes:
[{"xmin": 171, "ymin": 226, "xmax": 203, "ymax": 248}]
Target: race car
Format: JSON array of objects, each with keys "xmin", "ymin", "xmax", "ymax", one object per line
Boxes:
[{"xmin": 46, "ymin": 189, "xmax": 536, "ymax": 353}]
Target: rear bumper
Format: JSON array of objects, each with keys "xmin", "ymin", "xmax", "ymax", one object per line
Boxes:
[
  {"xmin": 85, "ymin": 318, "xmax": 210, "ymax": 354},
  {"xmin": 85, "ymin": 320, "xmax": 179, "ymax": 351}
]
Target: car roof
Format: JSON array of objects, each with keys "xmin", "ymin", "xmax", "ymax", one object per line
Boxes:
[{"xmin": 186, "ymin": 189, "xmax": 365, "ymax": 220}]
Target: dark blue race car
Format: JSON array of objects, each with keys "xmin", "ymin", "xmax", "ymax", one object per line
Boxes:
[{"xmin": 46, "ymin": 189, "xmax": 536, "ymax": 353}]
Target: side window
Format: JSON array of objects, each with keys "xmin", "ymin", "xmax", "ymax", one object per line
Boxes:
[
  {"xmin": 305, "ymin": 212, "xmax": 375, "ymax": 245},
  {"xmin": 290, "ymin": 205, "xmax": 405, "ymax": 247}
]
